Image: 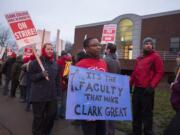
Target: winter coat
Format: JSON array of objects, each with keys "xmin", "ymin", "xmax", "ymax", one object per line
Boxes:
[
  {"xmin": 2, "ymin": 57, "xmax": 16, "ymax": 79},
  {"xmin": 11, "ymin": 58, "xmax": 23, "ymax": 81},
  {"xmin": 104, "ymin": 53, "xmax": 121, "ymax": 74},
  {"xmin": 76, "ymin": 58, "xmax": 107, "ymax": 72},
  {"xmin": 130, "ymin": 51, "xmax": 164, "ymax": 89},
  {"xmin": 19, "ymin": 63, "xmax": 28, "ymax": 86},
  {"xmin": 29, "ymin": 57, "xmax": 60, "ymax": 102}
]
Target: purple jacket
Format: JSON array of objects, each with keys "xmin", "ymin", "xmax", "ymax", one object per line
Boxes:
[{"xmin": 171, "ymin": 73, "xmax": 180, "ymax": 111}]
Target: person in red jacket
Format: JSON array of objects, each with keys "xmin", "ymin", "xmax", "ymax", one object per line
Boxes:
[
  {"xmin": 56, "ymin": 51, "xmax": 72, "ymax": 118},
  {"xmin": 130, "ymin": 37, "xmax": 164, "ymax": 135},
  {"xmin": 76, "ymin": 37, "xmax": 107, "ymax": 135}
]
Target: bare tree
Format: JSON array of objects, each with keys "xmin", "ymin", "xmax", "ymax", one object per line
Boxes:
[
  {"xmin": 0, "ymin": 24, "xmax": 11, "ymax": 47},
  {"xmin": 65, "ymin": 40, "xmax": 73, "ymax": 53}
]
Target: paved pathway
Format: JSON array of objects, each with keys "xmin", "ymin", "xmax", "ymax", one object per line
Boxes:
[{"xmin": 0, "ymin": 88, "xmax": 126, "ymax": 135}]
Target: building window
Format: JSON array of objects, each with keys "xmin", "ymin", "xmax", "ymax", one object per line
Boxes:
[
  {"xmin": 170, "ymin": 37, "xmax": 180, "ymax": 53},
  {"xmin": 116, "ymin": 19, "xmax": 133, "ymax": 59}
]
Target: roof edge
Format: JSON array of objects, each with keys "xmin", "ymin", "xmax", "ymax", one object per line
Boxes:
[
  {"xmin": 142, "ymin": 9, "xmax": 180, "ymax": 19},
  {"xmin": 76, "ymin": 20, "xmax": 110, "ymax": 28},
  {"xmin": 75, "ymin": 10, "xmax": 180, "ymax": 28}
]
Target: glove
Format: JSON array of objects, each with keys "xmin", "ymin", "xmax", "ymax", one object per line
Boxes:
[
  {"xmin": 41, "ymin": 70, "xmax": 48, "ymax": 78},
  {"xmin": 145, "ymin": 87, "xmax": 154, "ymax": 95}
]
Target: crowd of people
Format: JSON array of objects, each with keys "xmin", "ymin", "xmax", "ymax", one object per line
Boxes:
[{"xmin": 0, "ymin": 37, "xmax": 179, "ymax": 135}]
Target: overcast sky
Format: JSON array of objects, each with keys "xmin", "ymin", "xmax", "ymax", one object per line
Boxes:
[{"xmin": 0, "ymin": 0, "xmax": 180, "ymax": 43}]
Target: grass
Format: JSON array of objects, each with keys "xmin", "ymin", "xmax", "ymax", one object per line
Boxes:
[{"xmin": 115, "ymin": 84, "xmax": 175, "ymax": 135}]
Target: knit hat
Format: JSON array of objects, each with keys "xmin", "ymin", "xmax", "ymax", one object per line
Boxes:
[{"xmin": 142, "ymin": 37, "xmax": 155, "ymax": 47}]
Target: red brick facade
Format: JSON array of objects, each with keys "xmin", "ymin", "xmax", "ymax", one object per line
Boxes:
[
  {"xmin": 141, "ymin": 14, "xmax": 180, "ymax": 51},
  {"xmin": 73, "ymin": 11, "xmax": 180, "ymax": 72},
  {"xmin": 72, "ymin": 25, "xmax": 103, "ymax": 54}
]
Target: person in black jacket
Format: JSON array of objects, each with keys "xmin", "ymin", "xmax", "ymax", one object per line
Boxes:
[
  {"xmin": 10, "ymin": 55, "xmax": 23, "ymax": 97},
  {"xmin": 104, "ymin": 43, "xmax": 121, "ymax": 135},
  {"xmin": 29, "ymin": 43, "xmax": 60, "ymax": 135},
  {"xmin": 104, "ymin": 43, "xmax": 121, "ymax": 74},
  {"xmin": 2, "ymin": 53, "xmax": 16, "ymax": 95}
]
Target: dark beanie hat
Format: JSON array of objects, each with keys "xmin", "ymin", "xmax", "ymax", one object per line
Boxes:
[{"xmin": 143, "ymin": 37, "xmax": 154, "ymax": 47}]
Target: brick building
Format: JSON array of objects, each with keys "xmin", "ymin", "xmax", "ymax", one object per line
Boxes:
[{"xmin": 73, "ymin": 10, "xmax": 180, "ymax": 73}]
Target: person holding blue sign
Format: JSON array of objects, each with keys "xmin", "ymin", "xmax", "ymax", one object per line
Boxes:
[
  {"xmin": 130, "ymin": 37, "xmax": 164, "ymax": 135},
  {"xmin": 76, "ymin": 37, "xmax": 108, "ymax": 135}
]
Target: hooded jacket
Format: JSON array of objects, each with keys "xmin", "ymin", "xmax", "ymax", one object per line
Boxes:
[{"xmin": 130, "ymin": 50, "xmax": 164, "ymax": 89}]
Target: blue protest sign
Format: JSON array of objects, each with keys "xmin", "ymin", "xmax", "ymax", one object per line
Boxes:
[{"xmin": 66, "ymin": 66, "xmax": 132, "ymax": 121}]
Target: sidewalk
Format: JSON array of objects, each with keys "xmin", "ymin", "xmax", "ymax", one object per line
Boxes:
[
  {"xmin": 0, "ymin": 122, "xmax": 12, "ymax": 135},
  {"xmin": 0, "ymin": 89, "xmax": 126, "ymax": 135}
]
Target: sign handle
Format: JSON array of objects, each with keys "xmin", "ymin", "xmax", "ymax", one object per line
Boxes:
[
  {"xmin": 32, "ymin": 45, "xmax": 49, "ymax": 80},
  {"xmin": 56, "ymin": 29, "xmax": 60, "ymax": 60},
  {"xmin": 41, "ymin": 29, "xmax": 46, "ymax": 49},
  {"xmin": 171, "ymin": 66, "xmax": 180, "ymax": 89},
  {"xmin": 0, "ymin": 47, "xmax": 6, "ymax": 59}
]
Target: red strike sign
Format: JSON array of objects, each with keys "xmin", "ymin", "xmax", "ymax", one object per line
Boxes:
[
  {"xmin": 5, "ymin": 11, "xmax": 37, "ymax": 40},
  {"xmin": 10, "ymin": 20, "xmax": 37, "ymax": 40},
  {"xmin": 101, "ymin": 24, "xmax": 117, "ymax": 44},
  {"xmin": 5, "ymin": 11, "xmax": 39, "ymax": 48}
]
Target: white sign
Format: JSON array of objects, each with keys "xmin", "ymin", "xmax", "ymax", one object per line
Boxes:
[
  {"xmin": 5, "ymin": 11, "xmax": 40, "ymax": 49},
  {"xmin": 101, "ymin": 24, "xmax": 117, "ymax": 44}
]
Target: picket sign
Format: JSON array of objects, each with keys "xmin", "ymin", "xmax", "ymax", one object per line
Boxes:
[
  {"xmin": 66, "ymin": 66, "xmax": 132, "ymax": 121},
  {"xmin": 101, "ymin": 24, "xmax": 117, "ymax": 57},
  {"xmin": 101, "ymin": 24, "xmax": 117, "ymax": 44},
  {"xmin": 56, "ymin": 29, "xmax": 60, "ymax": 60},
  {"xmin": 5, "ymin": 11, "xmax": 49, "ymax": 80}
]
